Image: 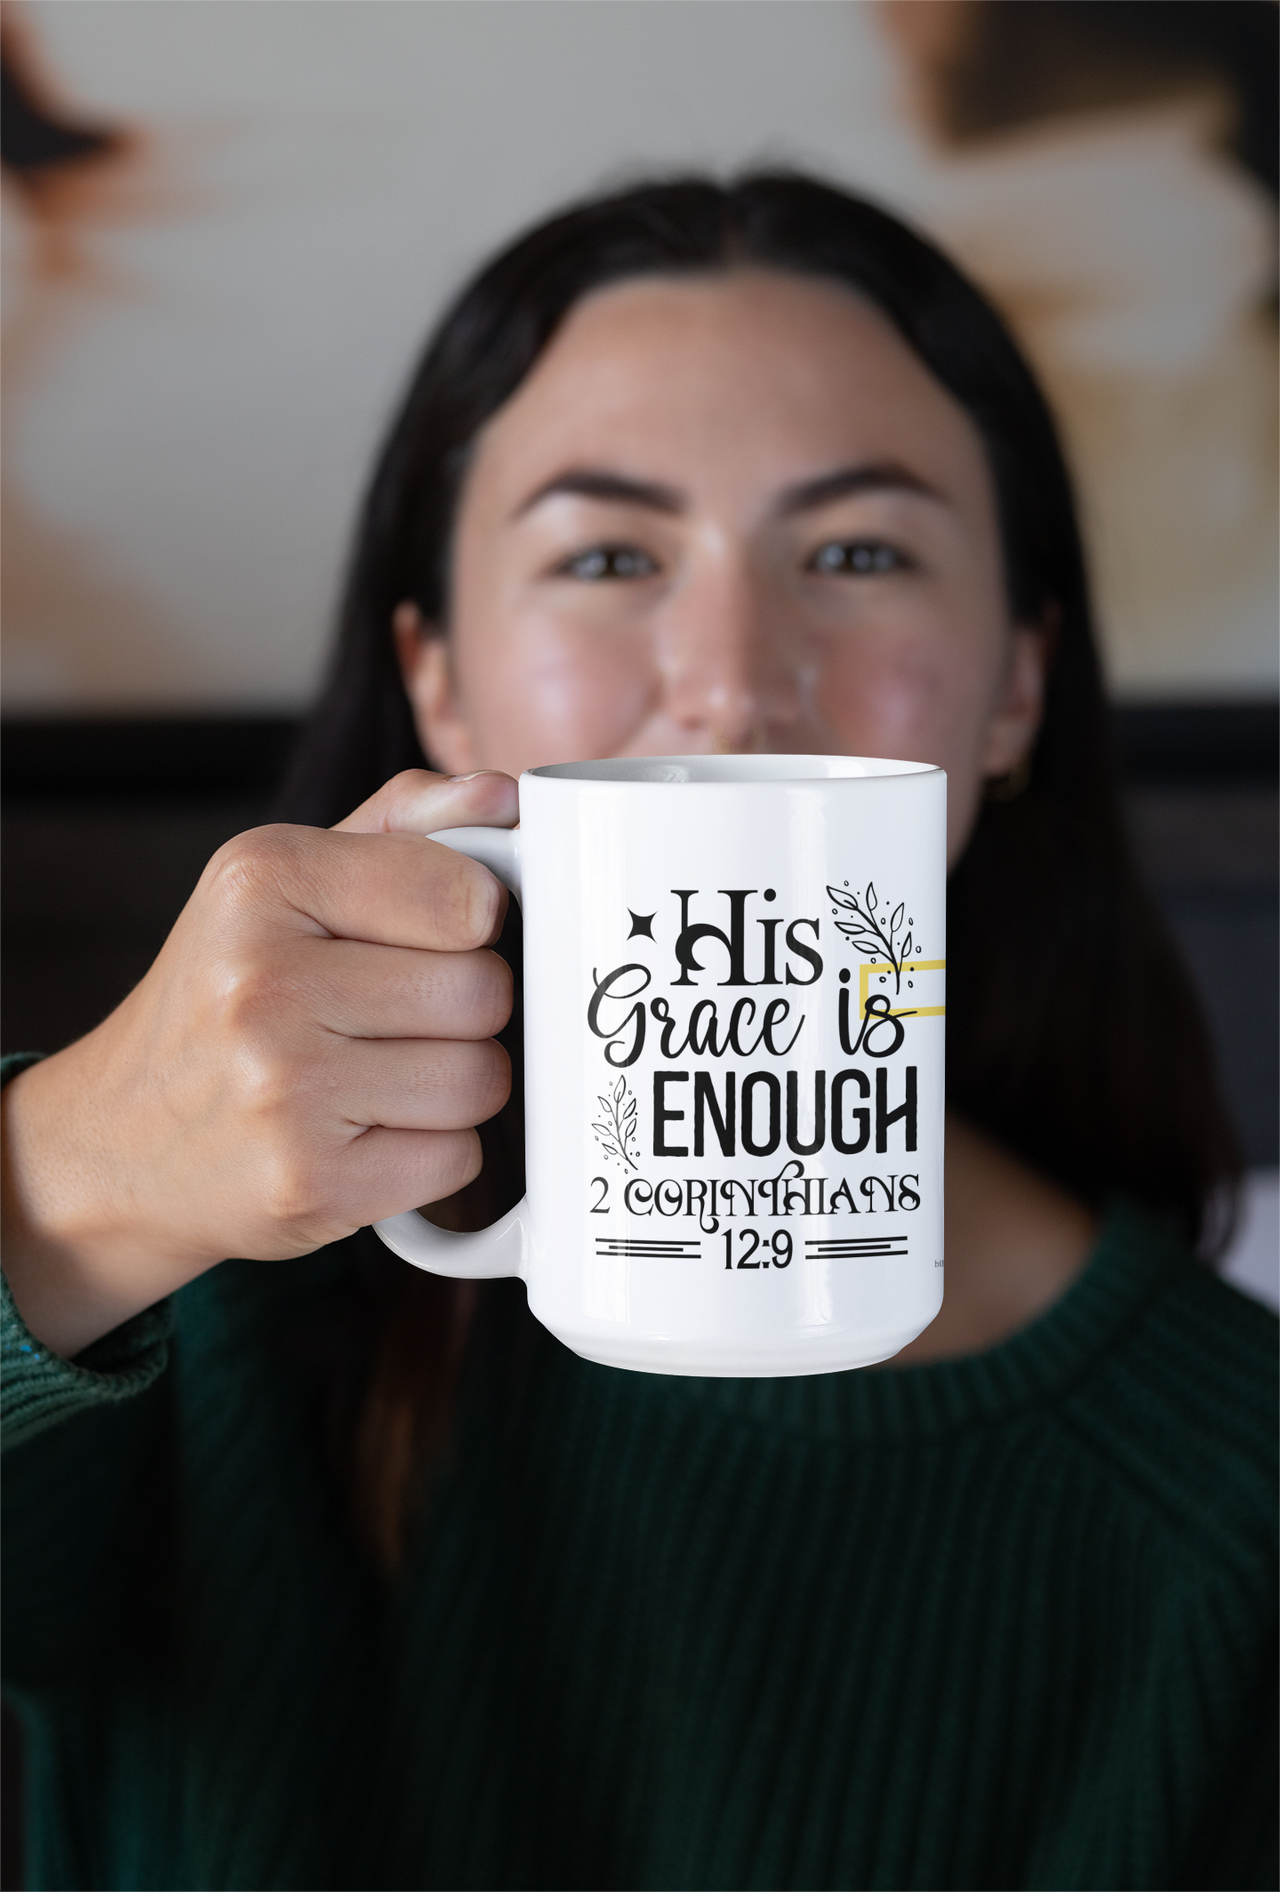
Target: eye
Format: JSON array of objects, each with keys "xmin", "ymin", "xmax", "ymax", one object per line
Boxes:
[
  {"xmin": 557, "ymin": 544, "xmax": 659, "ymax": 581},
  {"xmin": 807, "ymin": 539, "xmax": 912, "ymax": 576}
]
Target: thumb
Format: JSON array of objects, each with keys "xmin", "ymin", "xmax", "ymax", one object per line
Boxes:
[{"xmin": 332, "ymin": 768, "xmax": 520, "ymax": 837}]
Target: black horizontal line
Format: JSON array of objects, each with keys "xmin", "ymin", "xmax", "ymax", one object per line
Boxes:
[
  {"xmin": 806, "ymin": 1240, "xmax": 903, "ymax": 1249},
  {"xmin": 596, "ymin": 1239, "xmax": 700, "ymax": 1247},
  {"xmin": 596, "ymin": 1253, "xmax": 700, "ymax": 1261},
  {"xmin": 596, "ymin": 1243, "xmax": 700, "ymax": 1255},
  {"xmin": 806, "ymin": 1236, "xmax": 901, "ymax": 1244},
  {"xmin": 807, "ymin": 1244, "xmax": 908, "ymax": 1256}
]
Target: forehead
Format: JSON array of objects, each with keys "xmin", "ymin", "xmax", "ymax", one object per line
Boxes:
[{"xmin": 465, "ymin": 267, "xmax": 993, "ymax": 505}]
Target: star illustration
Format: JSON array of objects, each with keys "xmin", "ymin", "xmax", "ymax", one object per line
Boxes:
[{"xmin": 627, "ymin": 909, "xmax": 656, "ymax": 939}]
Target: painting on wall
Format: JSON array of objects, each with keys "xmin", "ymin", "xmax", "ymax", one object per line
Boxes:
[
  {"xmin": 882, "ymin": 0, "xmax": 1277, "ymax": 700},
  {"xmin": 2, "ymin": 4, "xmax": 193, "ymax": 708},
  {"xmin": 3, "ymin": 0, "xmax": 1276, "ymax": 712}
]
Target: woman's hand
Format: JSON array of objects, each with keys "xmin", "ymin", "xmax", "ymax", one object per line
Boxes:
[{"xmin": 1, "ymin": 770, "xmax": 519, "ymax": 1360}]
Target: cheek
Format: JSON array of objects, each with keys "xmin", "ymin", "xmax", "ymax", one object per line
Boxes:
[
  {"xmin": 817, "ymin": 629, "xmax": 981, "ymax": 759},
  {"xmin": 813, "ymin": 626, "xmax": 997, "ymax": 864},
  {"xmin": 456, "ymin": 612, "xmax": 658, "ymax": 770}
]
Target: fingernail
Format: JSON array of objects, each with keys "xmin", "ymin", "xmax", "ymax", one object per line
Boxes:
[{"xmin": 448, "ymin": 771, "xmax": 488, "ymax": 783}]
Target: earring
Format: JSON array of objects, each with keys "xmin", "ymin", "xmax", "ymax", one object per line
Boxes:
[{"xmin": 985, "ymin": 751, "xmax": 1033, "ymax": 802}]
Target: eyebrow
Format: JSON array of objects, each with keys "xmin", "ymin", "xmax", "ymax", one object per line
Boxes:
[
  {"xmin": 512, "ymin": 458, "xmax": 944, "ymax": 524},
  {"xmin": 514, "ymin": 468, "xmax": 685, "ymax": 518},
  {"xmin": 776, "ymin": 461, "xmax": 944, "ymax": 514}
]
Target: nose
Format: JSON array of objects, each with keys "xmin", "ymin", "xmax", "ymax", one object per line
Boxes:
[{"xmin": 658, "ymin": 555, "xmax": 803, "ymax": 752}]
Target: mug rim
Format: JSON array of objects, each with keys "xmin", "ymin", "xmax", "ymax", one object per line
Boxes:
[{"xmin": 525, "ymin": 754, "xmax": 943, "ymax": 785}]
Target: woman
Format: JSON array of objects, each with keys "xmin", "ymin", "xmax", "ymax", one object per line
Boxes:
[{"xmin": 2, "ymin": 175, "xmax": 1274, "ymax": 1892}]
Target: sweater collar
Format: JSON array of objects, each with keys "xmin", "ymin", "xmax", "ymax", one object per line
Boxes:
[{"xmin": 653, "ymin": 1198, "xmax": 1191, "ymax": 1442}]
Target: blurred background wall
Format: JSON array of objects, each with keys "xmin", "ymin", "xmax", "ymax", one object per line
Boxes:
[
  {"xmin": 7, "ymin": 0, "xmax": 919, "ymax": 712},
  {"xmin": 3, "ymin": 0, "xmax": 1277, "ymax": 1270},
  {"xmin": 3, "ymin": 0, "xmax": 1277, "ymax": 710}
]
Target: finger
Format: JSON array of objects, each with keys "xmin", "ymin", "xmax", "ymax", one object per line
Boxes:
[
  {"xmin": 325, "ymin": 1036, "xmax": 511, "ymax": 1133},
  {"xmin": 255, "ymin": 936, "xmax": 513, "ymax": 1042},
  {"xmin": 333, "ymin": 768, "xmax": 519, "ymax": 838},
  {"xmin": 331, "ymin": 1125, "xmax": 485, "ymax": 1223},
  {"xmin": 202, "ymin": 825, "xmax": 509, "ymax": 952}
]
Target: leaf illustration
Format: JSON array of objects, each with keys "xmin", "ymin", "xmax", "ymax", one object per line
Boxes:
[
  {"xmin": 835, "ymin": 922, "xmax": 879, "ymax": 948},
  {"xmin": 829, "ymin": 877, "xmax": 919, "ymax": 995},
  {"xmin": 592, "ymin": 1068, "xmax": 642, "ymax": 1171}
]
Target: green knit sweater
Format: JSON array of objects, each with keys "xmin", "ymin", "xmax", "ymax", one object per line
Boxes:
[{"xmin": 2, "ymin": 1064, "xmax": 1275, "ymax": 1890}]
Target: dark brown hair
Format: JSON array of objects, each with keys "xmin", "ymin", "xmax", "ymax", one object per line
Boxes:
[{"xmin": 275, "ymin": 172, "xmax": 1240, "ymax": 1570}]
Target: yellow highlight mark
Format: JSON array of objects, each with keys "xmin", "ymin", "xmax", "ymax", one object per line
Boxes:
[{"xmin": 859, "ymin": 958, "xmax": 946, "ymax": 1020}]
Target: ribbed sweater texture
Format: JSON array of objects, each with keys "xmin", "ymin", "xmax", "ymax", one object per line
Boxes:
[{"xmin": 2, "ymin": 1066, "xmax": 1275, "ymax": 1890}]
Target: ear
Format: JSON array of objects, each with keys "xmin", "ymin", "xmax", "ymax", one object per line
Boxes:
[
  {"xmin": 393, "ymin": 602, "xmax": 478, "ymax": 776},
  {"xmin": 979, "ymin": 620, "xmax": 1051, "ymax": 780}
]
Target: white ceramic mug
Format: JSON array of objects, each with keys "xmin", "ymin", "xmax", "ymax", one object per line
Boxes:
[{"xmin": 375, "ymin": 755, "xmax": 946, "ymax": 1376}]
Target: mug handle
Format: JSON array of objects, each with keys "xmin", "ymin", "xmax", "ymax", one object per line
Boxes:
[{"xmin": 372, "ymin": 826, "xmax": 529, "ymax": 1280}]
